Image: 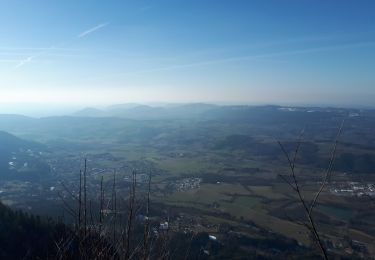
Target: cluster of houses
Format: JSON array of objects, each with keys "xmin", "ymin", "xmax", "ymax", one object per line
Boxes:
[
  {"xmin": 172, "ymin": 177, "xmax": 202, "ymax": 192},
  {"xmin": 330, "ymin": 181, "xmax": 375, "ymax": 197}
]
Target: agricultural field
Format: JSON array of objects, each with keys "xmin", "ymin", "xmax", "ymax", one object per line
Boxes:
[{"xmin": 0, "ymin": 105, "xmax": 375, "ymax": 257}]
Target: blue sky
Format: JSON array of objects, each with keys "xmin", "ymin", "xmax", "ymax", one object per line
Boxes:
[{"xmin": 0, "ymin": 0, "xmax": 375, "ymax": 110}]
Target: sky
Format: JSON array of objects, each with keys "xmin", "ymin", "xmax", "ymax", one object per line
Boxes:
[{"xmin": 0, "ymin": 0, "xmax": 375, "ymax": 114}]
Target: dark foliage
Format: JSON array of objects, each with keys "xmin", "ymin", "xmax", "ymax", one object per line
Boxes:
[{"xmin": 0, "ymin": 201, "xmax": 70, "ymax": 259}]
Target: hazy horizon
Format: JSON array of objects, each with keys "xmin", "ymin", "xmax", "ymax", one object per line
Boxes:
[
  {"xmin": 0, "ymin": 101, "xmax": 374, "ymax": 118},
  {"xmin": 1, "ymin": 0, "xmax": 375, "ymax": 109},
  {"xmin": 1, "ymin": 2, "xmax": 375, "ymax": 257}
]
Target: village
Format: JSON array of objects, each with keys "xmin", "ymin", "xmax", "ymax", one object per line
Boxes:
[{"xmin": 329, "ymin": 181, "xmax": 375, "ymax": 197}]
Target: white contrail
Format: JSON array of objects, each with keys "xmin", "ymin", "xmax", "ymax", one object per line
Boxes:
[
  {"xmin": 84, "ymin": 40, "xmax": 375, "ymax": 81},
  {"xmin": 14, "ymin": 56, "xmax": 34, "ymax": 69},
  {"xmin": 9, "ymin": 23, "xmax": 108, "ymax": 70},
  {"xmin": 78, "ymin": 22, "xmax": 109, "ymax": 38},
  {"xmin": 173, "ymin": 40, "xmax": 375, "ymax": 68}
]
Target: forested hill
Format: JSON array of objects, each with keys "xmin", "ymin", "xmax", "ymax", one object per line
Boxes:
[{"xmin": 0, "ymin": 201, "xmax": 67, "ymax": 259}]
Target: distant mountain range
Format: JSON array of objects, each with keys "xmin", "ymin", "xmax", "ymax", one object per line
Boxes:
[
  {"xmin": 72, "ymin": 103, "xmax": 368, "ymax": 120},
  {"xmin": 73, "ymin": 103, "xmax": 219, "ymax": 119}
]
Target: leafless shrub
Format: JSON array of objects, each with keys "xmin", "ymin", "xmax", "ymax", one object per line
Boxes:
[
  {"xmin": 278, "ymin": 121, "xmax": 344, "ymax": 260},
  {"xmin": 56, "ymin": 159, "xmax": 162, "ymax": 260}
]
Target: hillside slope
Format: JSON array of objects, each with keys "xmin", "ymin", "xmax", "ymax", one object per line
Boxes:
[
  {"xmin": 0, "ymin": 201, "xmax": 67, "ymax": 259},
  {"xmin": 0, "ymin": 131, "xmax": 48, "ymax": 180}
]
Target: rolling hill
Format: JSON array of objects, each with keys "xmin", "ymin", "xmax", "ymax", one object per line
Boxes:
[{"xmin": 0, "ymin": 131, "xmax": 48, "ymax": 180}]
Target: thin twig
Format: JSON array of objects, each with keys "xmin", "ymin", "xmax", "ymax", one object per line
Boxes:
[
  {"xmin": 278, "ymin": 174, "xmax": 297, "ymax": 191},
  {"xmin": 309, "ymin": 120, "xmax": 345, "ymax": 215},
  {"xmin": 278, "ymin": 135, "xmax": 329, "ymax": 259}
]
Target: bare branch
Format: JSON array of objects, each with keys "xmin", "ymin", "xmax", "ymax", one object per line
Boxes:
[
  {"xmin": 57, "ymin": 192, "xmax": 78, "ymax": 220},
  {"xmin": 278, "ymin": 174, "xmax": 297, "ymax": 191},
  {"xmin": 309, "ymin": 120, "xmax": 344, "ymax": 215},
  {"xmin": 279, "ymin": 130, "xmax": 329, "ymax": 260},
  {"xmin": 292, "ymin": 128, "xmax": 305, "ymax": 169}
]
